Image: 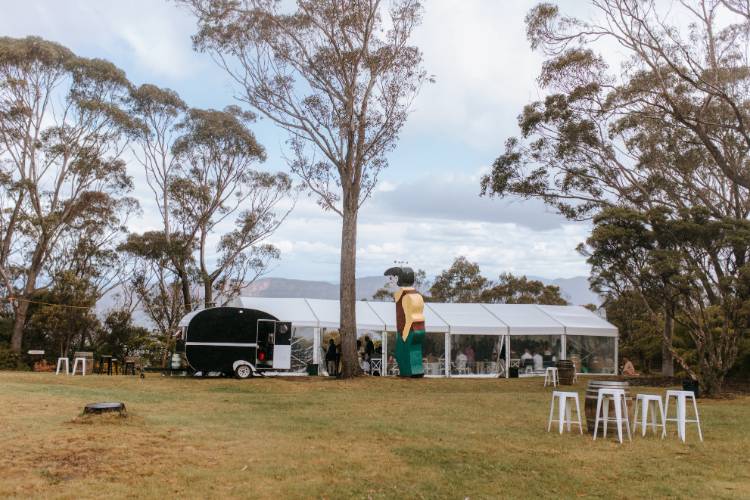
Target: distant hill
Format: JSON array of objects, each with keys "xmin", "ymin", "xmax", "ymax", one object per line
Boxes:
[
  {"xmin": 240, "ymin": 276, "xmax": 389, "ymax": 300},
  {"xmin": 99, "ymin": 275, "xmax": 600, "ymax": 330},
  {"xmin": 529, "ymin": 276, "xmax": 601, "ymax": 306},
  {"xmin": 241, "ymin": 275, "xmax": 601, "ymax": 306}
]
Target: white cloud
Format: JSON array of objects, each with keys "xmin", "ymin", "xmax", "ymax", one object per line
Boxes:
[
  {"xmin": 0, "ymin": 0, "xmax": 206, "ymax": 81},
  {"xmin": 1, "ymin": 1, "xmax": 595, "ymax": 283},
  {"xmin": 404, "ymin": 1, "xmax": 545, "ymax": 148}
]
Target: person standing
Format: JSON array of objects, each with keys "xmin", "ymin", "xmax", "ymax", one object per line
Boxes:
[
  {"xmin": 364, "ymin": 336, "xmax": 375, "ymax": 361},
  {"xmin": 325, "ymin": 339, "xmax": 338, "ymax": 376}
]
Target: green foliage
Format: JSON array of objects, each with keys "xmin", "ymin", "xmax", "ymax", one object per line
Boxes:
[
  {"xmin": 0, "ymin": 345, "xmax": 27, "ymax": 370},
  {"xmin": 429, "ymin": 257, "xmax": 568, "ymax": 305},
  {"xmin": 23, "ymin": 271, "xmax": 100, "ymax": 356},
  {"xmin": 584, "ymin": 206, "xmax": 750, "ymax": 392},
  {"xmin": 481, "ymin": 1, "xmax": 750, "ymax": 394},
  {"xmin": 604, "ymin": 291, "xmax": 662, "ymax": 373},
  {"xmin": 0, "ymin": 36, "xmax": 136, "ymax": 353},
  {"xmin": 95, "ymin": 309, "xmax": 151, "ymax": 360},
  {"xmin": 483, "ymin": 273, "xmax": 568, "ymax": 305},
  {"xmin": 430, "ymin": 257, "xmax": 488, "ymax": 303},
  {"xmin": 371, "ymin": 269, "xmax": 429, "ymax": 301}
]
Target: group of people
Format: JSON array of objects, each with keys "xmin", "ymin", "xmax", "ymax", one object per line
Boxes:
[
  {"xmin": 519, "ymin": 347, "xmax": 557, "ymax": 372},
  {"xmin": 324, "ymin": 335, "xmax": 378, "ymax": 376},
  {"xmin": 454, "ymin": 345, "xmax": 475, "ymax": 369}
]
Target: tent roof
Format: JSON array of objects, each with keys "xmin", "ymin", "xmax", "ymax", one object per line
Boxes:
[
  {"xmin": 366, "ymin": 300, "xmax": 449, "ymax": 333},
  {"xmin": 425, "ymin": 303, "xmax": 508, "ymax": 335},
  {"xmin": 481, "ymin": 304, "xmax": 565, "ymax": 335},
  {"xmin": 178, "ymin": 309, "xmax": 201, "ymax": 327},
  {"xmin": 304, "ymin": 299, "xmax": 386, "ymax": 331},
  {"xmin": 536, "ymin": 305, "xmax": 617, "ymax": 337},
  {"xmin": 182, "ymin": 297, "xmax": 617, "ymax": 337},
  {"xmin": 226, "ymin": 297, "xmax": 319, "ymax": 328}
]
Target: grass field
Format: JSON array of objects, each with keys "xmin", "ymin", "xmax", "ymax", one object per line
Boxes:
[{"xmin": 1, "ymin": 372, "xmax": 749, "ymax": 499}]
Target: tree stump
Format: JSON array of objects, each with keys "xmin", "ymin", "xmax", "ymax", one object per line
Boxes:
[{"xmin": 83, "ymin": 402, "xmax": 126, "ymax": 415}]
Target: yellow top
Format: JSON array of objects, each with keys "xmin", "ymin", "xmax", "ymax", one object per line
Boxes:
[{"xmin": 394, "ymin": 287, "xmax": 425, "ymax": 341}]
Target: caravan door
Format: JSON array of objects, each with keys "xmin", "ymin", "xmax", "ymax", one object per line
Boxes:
[
  {"xmin": 256, "ymin": 320, "xmax": 292, "ymax": 370},
  {"xmin": 272, "ymin": 322, "xmax": 292, "ymax": 369},
  {"xmin": 256, "ymin": 319, "xmax": 275, "ymax": 368}
]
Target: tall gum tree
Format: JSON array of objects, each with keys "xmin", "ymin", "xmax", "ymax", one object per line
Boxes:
[
  {"xmin": 181, "ymin": 0, "xmax": 429, "ymax": 377},
  {"xmin": 129, "ymin": 84, "xmax": 195, "ymax": 313},
  {"xmin": 0, "ymin": 37, "xmax": 136, "ymax": 353},
  {"xmin": 481, "ymin": 1, "xmax": 750, "ymax": 392},
  {"xmin": 170, "ymin": 107, "xmax": 293, "ymax": 308}
]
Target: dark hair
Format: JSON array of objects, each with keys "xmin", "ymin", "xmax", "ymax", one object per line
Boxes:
[{"xmin": 384, "ymin": 266, "xmax": 415, "ymax": 286}]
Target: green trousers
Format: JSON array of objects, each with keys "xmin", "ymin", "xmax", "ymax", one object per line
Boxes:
[{"xmin": 396, "ymin": 329, "xmax": 425, "ymax": 377}]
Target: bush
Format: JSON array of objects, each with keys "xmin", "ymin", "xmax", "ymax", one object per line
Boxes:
[{"xmin": 0, "ymin": 345, "xmax": 29, "ymax": 370}]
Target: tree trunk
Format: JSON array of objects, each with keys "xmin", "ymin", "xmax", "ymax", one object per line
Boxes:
[
  {"xmin": 203, "ymin": 277, "xmax": 213, "ymax": 309},
  {"xmin": 9, "ymin": 299, "xmax": 29, "ymax": 354},
  {"xmin": 339, "ymin": 202, "xmax": 361, "ymax": 378},
  {"xmin": 662, "ymin": 306, "xmax": 674, "ymax": 377},
  {"xmin": 176, "ymin": 265, "xmax": 193, "ymax": 313}
]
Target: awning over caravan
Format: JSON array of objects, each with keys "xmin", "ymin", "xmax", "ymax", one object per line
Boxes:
[{"xmin": 185, "ymin": 297, "xmax": 617, "ymax": 338}]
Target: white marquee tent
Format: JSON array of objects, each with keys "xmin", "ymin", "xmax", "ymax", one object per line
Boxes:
[{"xmin": 216, "ymin": 297, "xmax": 618, "ymax": 376}]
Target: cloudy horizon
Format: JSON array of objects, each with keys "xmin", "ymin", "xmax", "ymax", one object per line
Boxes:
[{"xmin": 0, "ymin": 0, "xmax": 594, "ymax": 283}]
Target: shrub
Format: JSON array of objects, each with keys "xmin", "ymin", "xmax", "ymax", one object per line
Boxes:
[{"xmin": 0, "ymin": 345, "xmax": 29, "ymax": 370}]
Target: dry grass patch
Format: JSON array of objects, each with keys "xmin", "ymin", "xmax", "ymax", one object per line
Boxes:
[{"xmin": 0, "ymin": 371, "xmax": 749, "ymax": 499}]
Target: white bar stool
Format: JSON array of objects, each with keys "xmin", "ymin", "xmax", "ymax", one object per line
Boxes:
[
  {"xmin": 55, "ymin": 357, "xmax": 69, "ymax": 375},
  {"xmin": 547, "ymin": 390, "xmax": 583, "ymax": 434},
  {"xmin": 593, "ymin": 388, "xmax": 631, "ymax": 443},
  {"xmin": 632, "ymin": 394, "xmax": 665, "ymax": 437},
  {"xmin": 663, "ymin": 390, "xmax": 703, "ymax": 442},
  {"xmin": 72, "ymin": 357, "xmax": 88, "ymax": 376},
  {"xmin": 544, "ymin": 367, "xmax": 559, "ymax": 387}
]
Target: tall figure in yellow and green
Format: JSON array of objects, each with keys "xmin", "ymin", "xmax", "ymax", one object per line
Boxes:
[{"xmin": 384, "ymin": 267, "xmax": 425, "ymax": 377}]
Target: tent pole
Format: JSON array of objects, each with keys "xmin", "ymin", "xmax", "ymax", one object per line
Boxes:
[
  {"xmin": 614, "ymin": 337, "xmax": 619, "ymax": 375},
  {"xmin": 444, "ymin": 332, "xmax": 451, "ymax": 377},
  {"xmin": 505, "ymin": 335, "xmax": 510, "ymax": 379},
  {"xmin": 313, "ymin": 327, "xmax": 321, "ymax": 368},
  {"xmin": 381, "ymin": 331, "xmax": 386, "ymax": 376}
]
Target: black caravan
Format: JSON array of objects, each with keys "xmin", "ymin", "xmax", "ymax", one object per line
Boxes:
[{"xmin": 184, "ymin": 307, "xmax": 292, "ymax": 378}]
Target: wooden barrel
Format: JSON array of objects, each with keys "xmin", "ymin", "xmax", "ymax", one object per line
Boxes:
[
  {"xmin": 556, "ymin": 360, "xmax": 575, "ymax": 385},
  {"xmin": 584, "ymin": 380, "xmax": 633, "ymax": 435}
]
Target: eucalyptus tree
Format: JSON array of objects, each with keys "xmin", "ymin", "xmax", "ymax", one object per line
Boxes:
[
  {"xmin": 583, "ymin": 207, "xmax": 750, "ymax": 394},
  {"xmin": 171, "ymin": 107, "xmax": 292, "ymax": 308},
  {"xmin": 481, "ymin": 1, "xmax": 750, "ymax": 392},
  {"xmin": 129, "ymin": 84, "xmax": 194, "ymax": 312},
  {"xmin": 0, "ymin": 37, "xmax": 136, "ymax": 353},
  {"xmin": 429, "ymin": 257, "xmax": 567, "ymax": 305},
  {"xmin": 181, "ymin": 0, "xmax": 428, "ymax": 377}
]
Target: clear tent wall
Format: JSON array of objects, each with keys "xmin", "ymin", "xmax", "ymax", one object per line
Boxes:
[{"xmin": 224, "ymin": 298, "xmax": 618, "ymax": 377}]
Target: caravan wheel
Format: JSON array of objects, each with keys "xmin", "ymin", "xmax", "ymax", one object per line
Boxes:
[{"xmin": 235, "ymin": 364, "xmax": 253, "ymax": 379}]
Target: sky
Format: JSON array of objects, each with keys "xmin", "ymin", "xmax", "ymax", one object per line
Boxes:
[{"xmin": 0, "ymin": 0, "xmax": 595, "ymax": 283}]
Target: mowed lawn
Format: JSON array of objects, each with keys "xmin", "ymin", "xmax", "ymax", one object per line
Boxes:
[{"xmin": 1, "ymin": 372, "xmax": 749, "ymax": 499}]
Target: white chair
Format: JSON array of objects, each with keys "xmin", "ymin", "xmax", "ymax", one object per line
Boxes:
[
  {"xmin": 663, "ymin": 390, "xmax": 703, "ymax": 442},
  {"xmin": 593, "ymin": 388, "xmax": 631, "ymax": 443},
  {"xmin": 454, "ymin": 358, "xmax": 468, "ymax": 375},
  {"xmin": 632, "ymin": 394, "xmax": 665, "ymax": 437},
  {"xmin": 72, "ymin": 357, "xmax": 88, "ymax": 376},
  {"xmin": 547, "ymin": 391, "xmax": 583, "ymax": 434},
  {"xmin": 55, "ymin": 357, "xmax": 69, "ymax": 376},
  {"xmin": 544, "ymin": 367, "xmax": 559, "ymax": 387}
]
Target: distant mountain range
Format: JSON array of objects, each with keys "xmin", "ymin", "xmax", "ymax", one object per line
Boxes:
[
  {"xmin": 99, "ymin": 275, "xmax": 600, "ymax": 329},
  {"xmin": 240, "ymin": 275, "xmax": 601, "ymax": 306}
]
